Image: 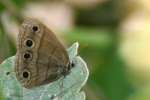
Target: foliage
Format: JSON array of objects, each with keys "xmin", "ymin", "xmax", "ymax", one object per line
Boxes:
[{"xmin": 0, "ymin": 43, "xmax": 89, "ymax": 100}]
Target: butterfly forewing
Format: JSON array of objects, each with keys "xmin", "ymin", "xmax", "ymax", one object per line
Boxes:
[{"xmin": 15, "ymin": 19, "xmax": 70, "ymax": 89}]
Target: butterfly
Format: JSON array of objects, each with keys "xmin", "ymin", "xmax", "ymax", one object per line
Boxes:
[{"xmin": 15, "ymin": 19, "xmax": 72, "ymax": 89}]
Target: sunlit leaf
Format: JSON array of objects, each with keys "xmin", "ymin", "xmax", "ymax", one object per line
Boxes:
[{"xmin": 0, "ymin": 42, "xmax": 89, "ymax": 100}]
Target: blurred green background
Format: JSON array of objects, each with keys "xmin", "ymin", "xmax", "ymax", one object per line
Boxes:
[{"xmin": 1, "ymin": 0, "xmax": 150, "ymax": 100}]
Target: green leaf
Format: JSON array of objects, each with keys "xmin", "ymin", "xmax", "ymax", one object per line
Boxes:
[{"xmin": 0, "ymin": 42, "xmax": 89, "ymax": 100}]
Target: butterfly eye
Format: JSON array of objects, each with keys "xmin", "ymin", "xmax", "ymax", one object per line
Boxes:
[
  {"xmin": 22, "ymin": 70, "xmax": 30, "ymax": 79},
  {"xmin": 32, "ymin": 25, "xmax": 38, "ymax": 32},
  {"xmin": 71, "ymin": 62, "xmax": 75, "ymax": 68},
  {"xmin": 24, "ymin": 39, "xmax": 34, "ymax": 48},
  {"xmin": 23, "ymin": 52, "xmax": 32, "ymax": 60}
]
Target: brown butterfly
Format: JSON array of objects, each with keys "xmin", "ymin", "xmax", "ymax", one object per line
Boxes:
[{"xmin": 15, "ymin": 19, "xmax": 71, "ymax": 89}]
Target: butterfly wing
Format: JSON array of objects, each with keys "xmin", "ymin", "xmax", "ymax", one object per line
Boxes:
[{"xmin": 15, "ymin": 19, "xmax": 69, "ymax": 89}]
